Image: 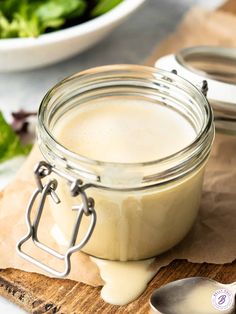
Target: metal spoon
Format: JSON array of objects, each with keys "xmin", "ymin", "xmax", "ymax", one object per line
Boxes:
[{"xmin": 150, "ymin": 277, "xmax": 236, "ymax": 314}]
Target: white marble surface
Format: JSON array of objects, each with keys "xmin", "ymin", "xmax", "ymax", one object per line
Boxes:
[
  {"xmin": 0, "ymin": 297, "xmax": 26, "ymax": 314},
  {"xmin": 0, "ymin": 0, "xmax": 224, "ymax": 312}
]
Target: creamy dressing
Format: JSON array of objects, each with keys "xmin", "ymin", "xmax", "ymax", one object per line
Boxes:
[
  {"xmin": 51, "ymin": 224, "xmax": 158, "ymax": 305},
  {"xmin": 52, "ymin": 97, "xmax": 203, "ymax": 261},
  {"xmin": 55, "ymin": 98, "xmax": 196, "ymax": 163},
  {"xmin": 91, "ymin": 257, "xmax": 157, "ymax": 305},
  {"xmin": 173, "ymin": 285, "xmax": 222, "ymax": 314},
  {"xmin": 50, "ymin": 97, "xmax": 207, "ymax": 305},
  {"xmin": 171, "ymin": 284, "xmax": 234, "ymax": 314}
]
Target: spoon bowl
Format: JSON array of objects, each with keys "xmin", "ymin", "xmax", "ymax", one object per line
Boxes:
[{"xmin": 150, "ymin": 277, "xmax": 236, "ymax": 314}]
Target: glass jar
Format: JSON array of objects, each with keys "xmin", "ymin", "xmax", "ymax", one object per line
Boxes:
[{"xmin": 17, "ymin": 65, "xmax": 214, "ymax": 277}]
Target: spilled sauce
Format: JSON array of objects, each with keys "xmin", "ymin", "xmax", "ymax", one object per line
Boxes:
[
  {"xmin": 51, "ymin": 224, "xmax": 158, "ymax": 306},
  {"xmin": 91, "ymin": 257, "xmax": 158, "ymax": 305}
]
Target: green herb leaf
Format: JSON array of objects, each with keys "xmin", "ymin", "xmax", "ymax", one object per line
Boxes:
[
  {"xmin": 91, "ymin": 0, "xmax": 123, "ymax": 17},
  {"xmin": 0, "ymin": 112, "xmax": 32, "ymax": 163}
]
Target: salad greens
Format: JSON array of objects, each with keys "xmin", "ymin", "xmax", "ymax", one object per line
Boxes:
[
  {"xmin": 0, "ymin": 112, "xmax": 31, "ymax": 163},
  {"xmin": 0, "ymin": 0, "xmax": 123, "ymax": 38},
  {"xmin": 91, "ymin": 0, "xmax": 123, "ymax": 17}
]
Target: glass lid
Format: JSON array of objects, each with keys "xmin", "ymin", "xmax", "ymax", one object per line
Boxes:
[{"xmin": 155, "ymin": 46, "xmax": 236, "ymax": 134}]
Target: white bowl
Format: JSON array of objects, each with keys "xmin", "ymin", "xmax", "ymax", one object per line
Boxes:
[{"xmin": 0, "ymin": 0, "xmax": 145, "ymax": 72}]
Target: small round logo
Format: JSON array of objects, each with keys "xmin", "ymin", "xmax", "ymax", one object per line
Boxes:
[{"xmin": 212, "ymin": 288, "xmax": 233, "ymax": 311}]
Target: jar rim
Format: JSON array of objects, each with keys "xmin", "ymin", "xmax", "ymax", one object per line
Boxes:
[{"xmin": 38, "ymin": 64, "xmax": 214, "ymax": 188}]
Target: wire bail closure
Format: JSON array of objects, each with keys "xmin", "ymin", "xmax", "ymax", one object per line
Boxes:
[
  {"xmin": 16, "ymin": 161, "xmax": 96, "ymax": 278},
  {"xmin": 171, "ymin": 69, "xmax": 208, "ymax": 98}
]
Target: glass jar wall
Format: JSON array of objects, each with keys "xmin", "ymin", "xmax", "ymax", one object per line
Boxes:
[{"xmin": 37, "ymin": 65, "xmax": 214, "ymax": 261}]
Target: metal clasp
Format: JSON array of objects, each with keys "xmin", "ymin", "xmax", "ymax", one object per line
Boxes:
[
  {"xmin": 171, "ymin": 69, "xmax": 209, "ymax": 97},
  {"xmin": 16, "ymin": 161, "xmax": 96, "ymax": 278}
]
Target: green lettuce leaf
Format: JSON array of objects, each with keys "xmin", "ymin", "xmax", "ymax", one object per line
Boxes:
[
  {"xmin": 0, "ymin": 0, "xmax": 124, "ymax": 38},
  {"xmin": 0, "ymin": 112, "xmax": 31, "ymax": 163},
  {"xmin": 91, "ymin": 0, "xmax": 123, "ymax": 17},
  {"xmin": 0, "ymin": 0, "xmax": 87, "ymax": 38}
]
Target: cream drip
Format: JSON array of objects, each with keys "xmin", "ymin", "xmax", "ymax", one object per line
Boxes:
[{"xmin": 91, "ymin": 257, "xmax": 158, "ymax": 306}]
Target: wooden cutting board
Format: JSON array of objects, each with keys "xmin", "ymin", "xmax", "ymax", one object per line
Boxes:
[{"xmin": 0, "ymin": 261, "xmax": 235, "ymax": 313}]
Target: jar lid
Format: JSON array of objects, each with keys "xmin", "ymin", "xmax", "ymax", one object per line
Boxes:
[{"xmin": 155, "ymin": 46, "xmax": 236, "ymax": 134}]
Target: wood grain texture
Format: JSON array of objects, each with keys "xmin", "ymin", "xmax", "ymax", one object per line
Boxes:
[{"xmin": 0, "ymin": 261, "xmax": 235, "ymax": 313}]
